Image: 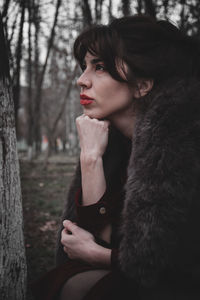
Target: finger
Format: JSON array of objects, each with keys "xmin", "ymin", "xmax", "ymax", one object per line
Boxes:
[
  {"xmin": 61, "ymin": 229, "xmax": 73, "ymax": 246},
  {"xmin": 63, "ymin": 219, "xmax": 69, "ymax": 227},
  {"xmin": 62, "ymin": 222, "xmax": 72, "ymax": 235},
  {"xmin": 63, "ymin": 220, "xmax": 78, "ymax": 234}
]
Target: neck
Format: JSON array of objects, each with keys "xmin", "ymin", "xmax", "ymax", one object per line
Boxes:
[{"xmin": 108, "ymin": 106, "xmax": 136, "ymax": 139}]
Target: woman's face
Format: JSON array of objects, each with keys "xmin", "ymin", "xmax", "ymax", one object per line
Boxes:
[{"xmin": 77, "ymin": 52, "xmax": 134, "ymax": 120}]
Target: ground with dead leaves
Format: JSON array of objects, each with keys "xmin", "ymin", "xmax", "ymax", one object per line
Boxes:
[{"xmin": 19, "ymin": 155, "xmax": 78, "ymax": 299}]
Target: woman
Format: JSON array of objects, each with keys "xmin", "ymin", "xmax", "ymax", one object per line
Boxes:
[{"xmin": 32, "ymin": 14, "xmax": 200, "ymax": 300}]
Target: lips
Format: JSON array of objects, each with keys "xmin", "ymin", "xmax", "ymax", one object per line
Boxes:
[
  {"xmin": 80, "ymin": 99, "xmax": 93, "ymax": 105},
  {"xmin": 80, "ymin": 94, "xmax": 94, "ymax": 105}
]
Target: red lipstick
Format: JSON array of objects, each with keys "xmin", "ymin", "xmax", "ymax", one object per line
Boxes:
[{"xmin": 80, "ymin": 94, "xmax": 94, "ymax": 105}]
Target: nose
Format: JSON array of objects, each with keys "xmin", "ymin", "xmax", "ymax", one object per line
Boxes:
[{"xmin": 77, "ymin": 71, "xmax": 92, "ymax": 89}]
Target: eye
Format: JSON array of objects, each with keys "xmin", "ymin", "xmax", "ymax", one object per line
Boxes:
[
  {"xmin": 80, "ymin": 63, "xmax": 86, "ymax": 71},
  {"xmin": 95, "ymin": 64, "xmax": 106, "ymax": 71}
]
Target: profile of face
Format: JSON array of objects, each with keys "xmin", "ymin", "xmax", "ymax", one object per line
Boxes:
[{"xmin": 77, "ymin": 52, "xmax": 134, "ymax": 120}]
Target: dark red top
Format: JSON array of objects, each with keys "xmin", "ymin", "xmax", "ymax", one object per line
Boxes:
[{"xmin": 75, "ymin": 186, "xmax": 125, "ymax": 234}]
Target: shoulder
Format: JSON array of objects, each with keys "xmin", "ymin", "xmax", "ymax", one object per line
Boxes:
[
  {"xmin": 148, "ymin": 77, "xmax": 200, "ymax": 115},
  {"xmin": 133, "ymin": 77, "xmax": 200, "ymax": 149}
]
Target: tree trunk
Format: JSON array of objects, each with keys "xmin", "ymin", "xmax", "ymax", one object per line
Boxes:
[
  {"xmin": 108, "ymin": 0, "xmax": 114, "ymax": 22},
  {"xmin": 0, "ymin": 14, "xmax": 27, "ymax": 300},
  {"xmin": 82, "ymin": 0, "xmax": 93, "ymax": 26},
  {"xmin": 136, "ymin": 0, "xmax": 142, "ymax": 14},
  {"xmin": 143, "ymin": 0, "xmax": 156, "ymax": 17},
  {"xmin": 13, "ymin": 0, "xmax": 26, "ymax": 138},
  {"xmin": 95, "ymin": 0, "xmax": 104, "ymax": 23},
  {"xmin": 27, "ymin": 0, "xmax": 35, "ymax": 161},
  {"xmin": 33, "ymin": 0, "xmax": 62, "ymax": 157},
  {"xmin": 122, "ymin": 0, "xmax": 131, "ymax": 16}
]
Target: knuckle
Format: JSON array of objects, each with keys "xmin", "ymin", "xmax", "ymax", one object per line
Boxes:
[
  {"xmin": 91, "ymin": 118, "xmax": 98, "ymax": 122},
  {"xmin": 73, "ymin": 226, "xmax": 78, "ymax": 234},
  {"xmin": 76, "ymin": 118, "xmax": 80, "ymax": 125},
  {"xmin": 61, "ymin": 230, "xmax": 67, "ymax": 244}
]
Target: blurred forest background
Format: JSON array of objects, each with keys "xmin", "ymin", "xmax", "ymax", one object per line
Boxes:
[
  {"xmin": 1, "ymin": 0, "xmax": 200, "ymax": 161},
  {"xmin": 0, "ymin": 0, "xmax": 200, "ymax": 299}
]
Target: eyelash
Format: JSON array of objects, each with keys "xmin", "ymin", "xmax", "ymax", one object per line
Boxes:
[
  {"xmin": 81, "ymin": 64, "xmax": 86, "ymax": 71},
  {"xmin": 80, "ymin": 64, "xmax": 106, "ymax": 72},
  {"xmin": 95, "ymin": 64, "xmax": 106, "ymax": 71}
]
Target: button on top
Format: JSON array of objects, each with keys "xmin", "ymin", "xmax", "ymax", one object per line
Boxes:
[{"xmin": 99, "ymin": 206, "xmax": 106, "ymax": 215}]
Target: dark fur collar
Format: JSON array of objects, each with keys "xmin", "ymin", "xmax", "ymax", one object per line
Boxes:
[{"xmin": 119, "ymin": 77, "xmax": 200, "ymax": 286}]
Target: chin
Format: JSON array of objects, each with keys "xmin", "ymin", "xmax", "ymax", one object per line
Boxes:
[{"xmin": 83, "ymin": 111, "xmax": 107, "ymax": 120}]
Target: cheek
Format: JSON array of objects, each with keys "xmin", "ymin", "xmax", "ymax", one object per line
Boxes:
[
  {"xmin": 87, "ymin": 79, "xmax": 133, "ymax": 119},
  {"xmin": 103, "ymin": 85, "xmax": 132, "ymax": 107}
]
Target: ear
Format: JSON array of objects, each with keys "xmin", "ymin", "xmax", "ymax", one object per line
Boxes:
[{"xmin": 133, "ymin": 79, "xmax": 154, "ymax": 98}]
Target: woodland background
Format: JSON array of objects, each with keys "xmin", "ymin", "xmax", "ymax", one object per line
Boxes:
[
  {"xmin": 1, "ymin": 0, "xmax": 200, "ymax": 161},
  {"xmin": 0, "ymin": 1, "xmax": 200, "ymax": 299}
]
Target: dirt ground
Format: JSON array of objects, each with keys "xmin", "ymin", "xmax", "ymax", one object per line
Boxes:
[{"xmin": 19, "ymin": 154, "xmax": 78, "ymax": 300}]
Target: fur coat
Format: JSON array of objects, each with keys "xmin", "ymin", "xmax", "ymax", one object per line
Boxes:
[{"xmin": 56, "ymin": 77, "xmax": 200, "ymax": 299}]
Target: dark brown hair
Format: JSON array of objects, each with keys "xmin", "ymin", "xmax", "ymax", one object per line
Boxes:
[{"xmin": 73, "ymin": 15, "xmax": 200, "ymax": 87}]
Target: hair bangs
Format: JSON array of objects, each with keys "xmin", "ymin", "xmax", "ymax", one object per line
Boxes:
[
  {"xmin": 74, "ymin": 25, "xmax": 127, "ymax": 82},
  {"xmin": 74, "ymin": 25, "xmax": 108, "ymax": 65}
]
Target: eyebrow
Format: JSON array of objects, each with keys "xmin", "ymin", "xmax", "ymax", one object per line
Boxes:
[
  {"xmin": 83, "ymin": 58, "xmax": 104, "ymax": 65},
  {"xmin": 91, "ymin": 58, "xmax": 103, "ymax": 64}
]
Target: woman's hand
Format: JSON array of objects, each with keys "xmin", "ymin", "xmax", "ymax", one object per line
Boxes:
[
  {"xmin": 61, "ymin": 220, "xmax": 111, "ymax": 267},
  {"xmin": 61, "ymin": 220, "xmax": 95, "ymax": 262},
  {"xmin": 76, "ymin": 114, "xmax": 110, "ymax": 159}
]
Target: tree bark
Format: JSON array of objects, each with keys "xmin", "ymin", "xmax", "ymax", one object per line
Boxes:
[
  {"xmin": 0, "ymin": 15, "xmax": 27, "ymax": 300},
  {"xmin": 2, "ymin": 0, "xmax": 11, "ymax": 39}
]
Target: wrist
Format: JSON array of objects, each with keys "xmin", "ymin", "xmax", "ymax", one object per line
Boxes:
[
  {"xmin": 88, "ymin": 242, "xmax": 111, "ymax": 268},
  {"xmin": 80, "ymin": 152, "xmax": 103, "ymax": 165}
]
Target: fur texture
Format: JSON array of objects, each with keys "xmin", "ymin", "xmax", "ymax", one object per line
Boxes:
[
  {"xmin": 119, "ymin": 77, "xmax": 200, "ymax": 291},
  {"xmin": 56, "ymin": 77, "xmax": 200, "ymax": 297}
]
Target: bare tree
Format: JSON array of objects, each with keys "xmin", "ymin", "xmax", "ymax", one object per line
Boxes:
[
  {"xmin": 1, "ymin": 0, "xmax": 11, "ymax": 38},
  {"xmin": 179, "ymin": 0, "xmax": 187, "ymax": 32},
  {"xmin": 143, "ymin": 0, "xmax": 156, "ymax": 17},
  {"xmin": 27, "ymin": 0, "xmax": 35, "ymax": 160},
  {"xmin": 82, "ymin": 0, "xmax": 93, "ymax": 26},
  {"xmin": 33, "ymin": 0, "xmax": 62, "ymax": 156},
  {"xmin": 136, "ymin": 0, "xmax": 143, "ymax": 14},
  {"xmin": 108, "ymin": 0, "xmax": 114, "ymax": 22},
  {"xmin": 12, "ymin": 0, "xmax": 26, "ymax": 137},
  {"xmin": 0, "ymin": 14, "xmax": 27, "ymax": 299},
  {"xmin": 95, "ymin": 0, "xmax": 104, "ymax": 23},
  {"xmin": 122, "ymin": 0, "xmax": 131, "ymax": 16}
]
